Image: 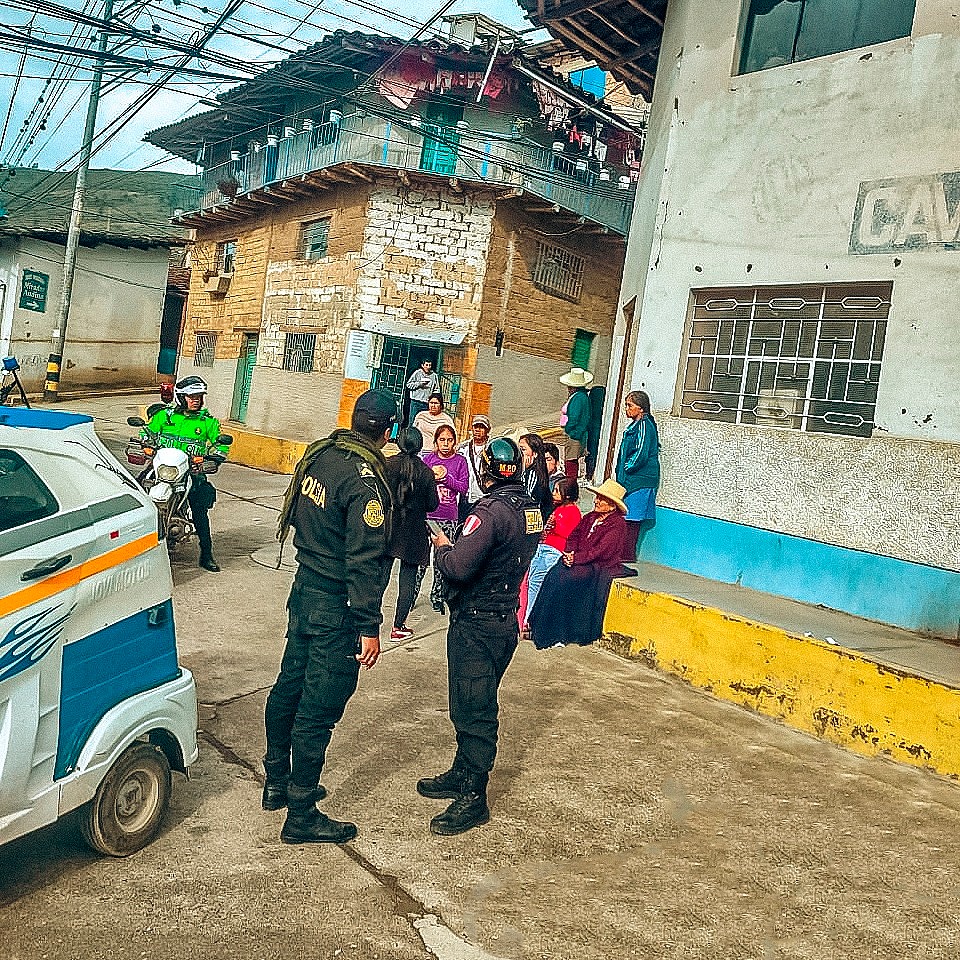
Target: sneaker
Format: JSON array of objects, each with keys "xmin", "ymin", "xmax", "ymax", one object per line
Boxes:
[{"xmin": 390, "ymin": 626, "xmax": 413, "ymax": 641}]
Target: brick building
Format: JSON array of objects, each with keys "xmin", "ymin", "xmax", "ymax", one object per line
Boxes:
[{"xmin": 145, "ymin": 28, "xmax": 641, "ymax": 440}]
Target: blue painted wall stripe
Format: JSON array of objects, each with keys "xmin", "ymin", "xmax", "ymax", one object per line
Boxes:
[
  {"xmin": 56, "ymin": 600, "xmax": 179, "ymax": 779},
  {"xmin": 640, "ymin": 508, "xmax": 960, "ymax": 638}
]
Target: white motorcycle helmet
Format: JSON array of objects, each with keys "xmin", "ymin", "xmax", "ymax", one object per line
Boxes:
[{"xmin": 174, "ymin": 375, "xmax": 207, "ymax": 408}]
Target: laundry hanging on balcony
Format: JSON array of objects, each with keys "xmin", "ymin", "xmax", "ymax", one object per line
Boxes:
[{"xmin": 375, "ymin": 52, "xmax": 514, "ymax": 109}]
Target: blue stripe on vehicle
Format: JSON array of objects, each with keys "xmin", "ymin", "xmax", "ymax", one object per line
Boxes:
[
  {"xmin": 640, "ymin": 507, "xmax": 960, "ymax": 638},
  {"xmin": 55, "ymin": 600, "xmax": 179, "ymax": 779},
  {"xmin": 0, "ymin": 407, "xmax": 93, "ymax": 430}
]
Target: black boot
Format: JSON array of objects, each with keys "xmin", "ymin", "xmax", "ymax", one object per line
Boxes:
[
  {"xmin": 199, "ymin": 553, "xmax": 221, "ymax": 572},
  {"xmin": 262, "ymin": 756, "xmax": 289, "ymax": 811},
  {"xmin": 417, "ymin": 764, "xmax": 467, "ymax": 800},
  {"xmin": 429, "ymin": 772, "xmax": 490, "ymax": 836},
  {"xmin": 281, "ymin": 783, "xmax": 356, "ymax": 844}
]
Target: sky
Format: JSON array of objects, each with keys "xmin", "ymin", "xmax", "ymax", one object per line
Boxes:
[{"xmin": 0, "ymin": 0, "xmax": 544, "ymax": 174}]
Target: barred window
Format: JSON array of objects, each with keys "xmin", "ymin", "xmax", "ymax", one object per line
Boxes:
[
  {"xmin": 533, "ymin": 241, "xmax": 584, "ymax": 302},
  {"xmin": 302, "ymin": 218, "xmax": 331, "ymax": 260},
  {"xmin": 680, "ymin": 282, "xmax": 891, "ymax": 438},
  {"xmin": 283, "ymin": 332, "xmax": 316, "ymax": 373},
  {"xmin": 194, "ymin": 332, "xmax": 217, "ymax": 368},
  {"xmin": 217, "ymin": 240, "xmax": 237, "ymax": 274}
]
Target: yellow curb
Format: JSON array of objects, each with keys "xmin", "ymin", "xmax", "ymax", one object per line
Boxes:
[
  {"xmin": 603, "ymin": 580, "xmax": 960, "ymax": 779},
  {"xmin": 226, "ymin": 427, "xmax": 307, "ymax": 475}
]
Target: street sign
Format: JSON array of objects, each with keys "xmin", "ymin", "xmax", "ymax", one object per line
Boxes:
[{"xmin": 19, "ymin": 269, "xmax": 49, "ymax": 313}]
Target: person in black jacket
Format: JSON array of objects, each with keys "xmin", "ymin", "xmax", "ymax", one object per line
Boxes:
[
  {"xmin": 263, "ymin": 389, "xmax": 397, "ymax": 845},
  {"xmin": 417, "ymin": 437, "xmax": 543, "ymax": 835},
  {"xmin": 385, "ymin": 428, "xmax": 439, "ymax": 641}
]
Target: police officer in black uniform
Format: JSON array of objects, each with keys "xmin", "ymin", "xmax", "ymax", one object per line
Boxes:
[
  {"xmin": 418, "ymin": 437, "xmax": 543, "ymax": 835},
  {"xmin": 263, "ymin": 389, "xmax": 397, "ymax": 844}
]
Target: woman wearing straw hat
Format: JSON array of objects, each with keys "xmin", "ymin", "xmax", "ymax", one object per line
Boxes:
[
  {"xmin": 527, "ymin": 478, "xmax": 629, "ymax": 649},
  {"xmin": 558, "ymin": 366, "xmax": 594, "ymax": 480}
]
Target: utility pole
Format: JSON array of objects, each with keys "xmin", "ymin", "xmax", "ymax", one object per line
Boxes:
[{"xmin": 44, "ymin": 0, "xmax": 114, "ymax": 401}]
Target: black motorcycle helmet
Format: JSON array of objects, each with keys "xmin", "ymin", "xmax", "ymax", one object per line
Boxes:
[{"xmin": 479, "ymin": 437, "xmax": 522, "ymax": 485}]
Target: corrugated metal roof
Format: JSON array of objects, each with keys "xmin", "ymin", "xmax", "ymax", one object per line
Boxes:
[{"xmin": 0, "ymin": 167, "xmax": 198, "ymax": 246}]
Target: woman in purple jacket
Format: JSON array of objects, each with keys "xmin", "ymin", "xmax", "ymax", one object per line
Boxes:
[{"xmin": 422, "ymin": 423, "xmax": 469, "ymax": 613}]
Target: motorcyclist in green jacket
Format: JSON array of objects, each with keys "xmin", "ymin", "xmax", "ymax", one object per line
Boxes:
[{"xmin": 143, "ymin": 375, "xmax": 229, "ymax": 572}]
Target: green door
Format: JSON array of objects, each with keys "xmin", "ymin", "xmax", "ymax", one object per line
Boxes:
[
  {"xmin": 420, "ymin": 100, "xmax": 463, "ymax": 176},
  {"xmin": 230, "ymin": 334, "xmax": 258, "ymax": 423}
]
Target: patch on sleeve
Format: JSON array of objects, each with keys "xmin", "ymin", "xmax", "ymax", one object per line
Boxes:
[
  {"xmin": 524, "ymin": 509, "xmax": 544, "ymax": 535},
  {"xmin": 358, "ymin": 463, "xmax": 374, "ymax": 479},
  {"xmin": 363, "ymin": 499, "xmax": 385, "ymax": 528},
  {"xmin": 462, "ymin": 515, "xmax": 482, "ymax": 536}
]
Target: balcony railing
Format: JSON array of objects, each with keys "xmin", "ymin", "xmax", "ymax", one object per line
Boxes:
[{"xmin": 197, "ymin": 112, "xmax": 637, "ymax": 236}]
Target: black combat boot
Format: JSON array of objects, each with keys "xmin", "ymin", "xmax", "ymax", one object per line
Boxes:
[
  {"xmin": 281, "ymin": 783, "xmax": 356, "ymax": 845},
  {"xmin": 262, "ymin": 756, "xmax": 289, "ymax": 811},
  {"xmin": 416, "ymin": 764, "xmax": 468, "ymax": 800},
  {"xmin": 262, "ymin": 756, "xmax": 327, "ymax": 811},
  {"xmin": 429, "ymin": 771, "xmax": 490, "ymax": 836}
]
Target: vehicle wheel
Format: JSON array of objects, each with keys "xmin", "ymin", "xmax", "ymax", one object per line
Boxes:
[{"xmin": 80, "ymin": 741, "xmax": 171, "ymax": 857}]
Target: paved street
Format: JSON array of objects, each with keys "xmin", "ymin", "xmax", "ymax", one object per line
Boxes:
[{"xmin": 2, "ymin": 401, "xmax": 960, "ymax": 959}]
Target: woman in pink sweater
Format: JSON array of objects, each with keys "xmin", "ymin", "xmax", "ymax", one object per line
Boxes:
[{"xmin": 421, "ymin": 424, "xmax": 468, "ymax": 613}]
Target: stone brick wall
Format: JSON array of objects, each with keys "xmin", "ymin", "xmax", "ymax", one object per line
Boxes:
[
  {"xmin": 474, "ymin": 204, "xmax": 623, "ymax": 429},
  {"xmin": 182, "ymin": 185, "xmax": 370, "ymax": 364},
  {"xmin": 356, "ymin": 181, "xmax": 496, "ymax": 337}
]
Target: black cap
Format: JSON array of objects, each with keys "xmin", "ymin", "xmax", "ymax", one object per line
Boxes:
[{"xmin": 353, "ymin": 389, "xmax": 398, "ymax": 430}]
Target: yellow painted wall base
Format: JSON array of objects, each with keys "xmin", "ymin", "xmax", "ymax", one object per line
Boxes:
[
  {"xmin": 603, "ymin": 581, "xmax": 960, "ymax": 779},
  {"xmin": 226, "ymin": 428, "xmax": 307, "ymax": 475}
]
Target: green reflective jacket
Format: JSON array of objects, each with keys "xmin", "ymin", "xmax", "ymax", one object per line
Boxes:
[{"xmin": 143, "ymin": 406, "xmax": 229, "ymax": 458}]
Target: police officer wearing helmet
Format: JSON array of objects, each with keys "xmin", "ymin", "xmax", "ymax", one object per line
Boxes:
[
  {"xmin": 143, "ymin": 375, "xmax": 228, "ymax": 572},
  {"xmin": 263, "ymin": 389, "xmax": 397, "ymax": 845},
  {"xmin": 419, "ymin": 436, "xmax": 543, "ymax": 835}
]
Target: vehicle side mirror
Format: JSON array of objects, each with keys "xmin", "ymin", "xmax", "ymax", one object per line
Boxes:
[
  {"xmin": 127, "ymin": 416, "xmax": 146, "ymax": 427},
  {"xmin": 217, "ymin": 433, "xmax": 234, "ymax": 445}
]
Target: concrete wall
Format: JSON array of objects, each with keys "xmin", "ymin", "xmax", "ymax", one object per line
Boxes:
[
  {"xmin": 607, "ymin": 0, "xmax": 960, "ymax": 606},
  {"xmin": 3, "ymin": 237, "xmax": 168, "ymax": 392}
]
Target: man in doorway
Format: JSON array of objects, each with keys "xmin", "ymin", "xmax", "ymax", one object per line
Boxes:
[{"xmin": 406, "ymin": 358, "xmax": 439, "ymax": 424}]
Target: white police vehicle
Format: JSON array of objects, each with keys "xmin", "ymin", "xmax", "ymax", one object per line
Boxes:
[{"xmin": 0, "ymin": 405, "xmax": 197, "ymax": 856}]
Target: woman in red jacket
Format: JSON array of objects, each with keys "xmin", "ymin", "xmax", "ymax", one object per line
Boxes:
[
  {"xmin": 518, "ymin": 477, "xmax": 582, "ymax": 634},
  {"xmin": 528, "ymin": 479, "xmax": 629, "ymax": 649}
]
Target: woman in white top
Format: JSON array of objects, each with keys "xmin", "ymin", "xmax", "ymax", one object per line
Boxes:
[{"xmin": 413, "ymin": 393, "xmax": 455, "ymax": 451}]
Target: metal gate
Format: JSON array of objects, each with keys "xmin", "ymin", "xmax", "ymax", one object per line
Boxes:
[
  {"xmin": 230, "ymin": 334, "xmax": 258, "ymax": 423},
  {"xmin": 371, "ymin": 336, "xmax": 411, "ymax": 415}
]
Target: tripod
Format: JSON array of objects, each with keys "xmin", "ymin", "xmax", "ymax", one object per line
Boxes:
[{"xmin": 1, "ymin": 358, "xmax": 31, "ymax": 407}]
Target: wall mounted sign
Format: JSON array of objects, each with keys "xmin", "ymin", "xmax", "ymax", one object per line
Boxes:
[
  {"xmin": 19, "ymin": 269, "xmax": 49, "ymax": 312},
  {"xmin": 851, "ymin": 172, "xmax": 960, "ymax": 254}
]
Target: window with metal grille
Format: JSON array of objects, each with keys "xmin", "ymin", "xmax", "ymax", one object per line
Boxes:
[
  {"xmin": 738, "ymin": 0, "xmax": 916, "ymax": 75},
  {"xmin": 194, "ymin": 332, "xmax": 217, "ymax": 367},
  {"xmin": 217, "ymin": 240, "xmax": 237, "ymax": 274},
  {"xmin": 302, "ymin": 219, "xmax": 331, "ymax": 260},
  {"xmin": 680, "ymin": 282, "xmax": 891, "ymax": 438},
  {"xmin": 533, "ymin": 241, "xmax": 584, "ymax": 302},
  {"xmin": 571, "ymin": 329, "xmax": 595, "ymax": 369},
  {"xmin": 283, "ymin": 332, "xmax": 316, "ymax": 373}
]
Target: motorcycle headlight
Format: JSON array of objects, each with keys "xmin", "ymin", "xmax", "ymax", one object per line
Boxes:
[{"xmin": 157, "ymin": 464, "xmax": 181, "ymax": 482}]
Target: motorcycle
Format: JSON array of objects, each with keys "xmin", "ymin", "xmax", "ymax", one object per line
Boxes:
[{"xmin": 125, "ymin": 416, "xmax": 233, "ymax": 551}]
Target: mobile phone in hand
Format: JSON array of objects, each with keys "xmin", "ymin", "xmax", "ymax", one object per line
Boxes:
[{"xmin": 426, "ymin": 519, "xmax": 443, "ymax": 536}]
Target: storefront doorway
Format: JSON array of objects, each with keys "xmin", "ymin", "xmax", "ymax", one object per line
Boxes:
[{"xmin": 372, "ymin": 336, "xmax": 461, "ymax": 427}]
